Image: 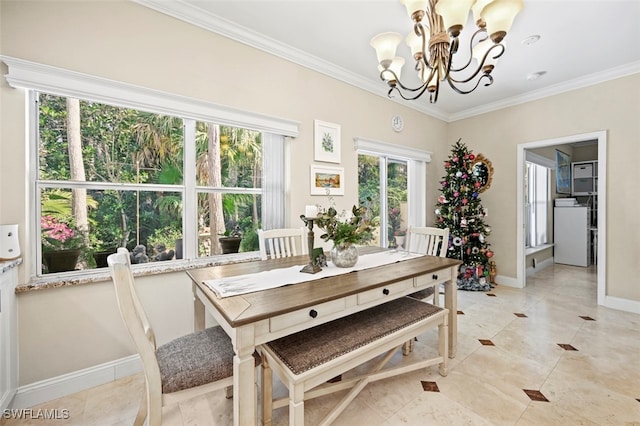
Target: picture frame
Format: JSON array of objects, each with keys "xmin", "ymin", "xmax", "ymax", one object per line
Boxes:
[
  {"xmin": 555, "ymin": 149, "xmax": 571, "ymax": 194},
  {"xmin": 310, "ymin": 165, "xmax": 344, "ymax": 196},
  {"xmin": 313, "ymin": 120, "xmax": 341, "ymax": 163}
]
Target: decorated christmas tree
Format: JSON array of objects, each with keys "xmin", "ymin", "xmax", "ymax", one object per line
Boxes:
[{"xmin": 435, "ymin": 139, "xmax": 494, "ymax": 291}]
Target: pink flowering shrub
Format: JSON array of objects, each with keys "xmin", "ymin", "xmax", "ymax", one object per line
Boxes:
[{"xmin": 41, "ymin": 216, "xmax": 86, "ymax": 252}]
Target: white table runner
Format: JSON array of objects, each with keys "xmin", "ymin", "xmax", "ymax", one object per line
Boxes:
[{"xmin": 204, "ymin": 250, "xmax": 423, "ymax": 298}]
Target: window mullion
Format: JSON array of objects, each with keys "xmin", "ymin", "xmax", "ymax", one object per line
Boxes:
[{"xmin": 183, "ymin": 119, "xmax": 197, "ymax": 259}]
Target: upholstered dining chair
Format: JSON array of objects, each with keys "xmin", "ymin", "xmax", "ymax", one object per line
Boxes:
[
  {"xmin": 258, "ymin": 227, "xmax": 308, "ymax": 260},
  {"xmin": 107, "ymin": 248, "xmax": 259, "ymax": 426}
]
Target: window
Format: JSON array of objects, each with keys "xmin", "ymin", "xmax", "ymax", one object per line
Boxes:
[
  {"xmin": 355, "ymin": 137, "xmax": 431, "ymax": 249},
  {"xmin": 524, "ymin": 161, "xmax": 550, "ymax": 248},
  {"xmin": 1, "ymin": 57, "xmax": 297, "ymax": 277},
  {"xmin": 358, "ymin": 154, "xmax": 408, "ymax": 248},
  {"xmin": 35, "ymin": 93, "xmax": 278, "ymax": 275}
]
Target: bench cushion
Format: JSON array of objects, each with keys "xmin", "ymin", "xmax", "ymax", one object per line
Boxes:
[{"xmin": 265, "ymin": 297, "xmax": 444, "ymax": 375}]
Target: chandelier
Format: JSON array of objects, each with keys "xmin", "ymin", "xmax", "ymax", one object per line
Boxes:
[{"xmin": 370, "ymin": 0, "xmax": 524, "ymax": 103}]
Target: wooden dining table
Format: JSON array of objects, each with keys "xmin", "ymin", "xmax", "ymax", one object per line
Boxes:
[{"xmin": 186, "ymin": 248, "xmax": 461, "ymax": 426}]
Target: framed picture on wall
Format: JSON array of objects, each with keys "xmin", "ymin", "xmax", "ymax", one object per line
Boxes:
[
  {"xmin": 555, "ymin": 149, "xmax": 571, "ymax": 194},
  {"xmin": 313, "ymin": 120, "xmax": 341, "ymax": 163},
  {"xmin": 310, "ymin": 165, "xmax": 344, "ymax": 195}
]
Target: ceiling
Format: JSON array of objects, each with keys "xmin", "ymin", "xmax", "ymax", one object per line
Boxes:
[{"xmin": 135, "ymin": 0, "xmax": 640, "ymax": 122}]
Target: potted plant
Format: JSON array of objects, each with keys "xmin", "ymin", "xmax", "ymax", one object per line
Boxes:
[
  {"xmin": 310, "ymin": 196, "xmax": 377, "ymax": 268},
  {"xmin": 218, "ymin": 225, "xmax": 243, "ymax": 254},
  {"xmin": 394, "ymin": 229, "xmax": 407, "ymax": 249},
  {"xmin": 92, "ymin": 241, "xmax": 119, "ymax": 268},
  {"xmin": 41, "ymin": 215, "xmax": 87, "ymax": 273}
]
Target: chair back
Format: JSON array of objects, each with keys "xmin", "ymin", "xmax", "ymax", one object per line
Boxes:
[
  {"xmin": 405, "ymin": 226, "xmax": 450, "ymax": 257},
  {"xmin": 108, "ymin": 248, "xmax": 162, "ymax": 390},
  {"xmin": 258, "ymin": 227, "xmax": 307, "ymax": 260}
]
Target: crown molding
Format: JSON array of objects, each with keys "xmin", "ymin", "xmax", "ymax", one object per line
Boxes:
[
  {"xmin": 131, "ymin": 0, "xmax": 450, "ymax": 122},
  {"xmin": 448, "ymin": 61, "xmax": 640, "ymax": 122},
  {"xmin": 133, "ymin": 1, "xmax": 639, "ymax": 124}
]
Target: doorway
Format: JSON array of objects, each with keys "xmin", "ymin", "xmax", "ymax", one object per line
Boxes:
[{"xmin": 516, "ymin": 131, "xmax": 606, "ymax": 306}]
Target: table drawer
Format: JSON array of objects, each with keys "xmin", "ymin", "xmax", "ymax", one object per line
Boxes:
[
  {"xmin": 270, "ymin": 298, "xmax": 346, "ymax": 332},
  {"xmin": 415, "ymin": 269, "xmax": 452, "ymax": 289},
  {"xmin": 357, "ymin": 278, "xmax": 414, "ymax": 305}
]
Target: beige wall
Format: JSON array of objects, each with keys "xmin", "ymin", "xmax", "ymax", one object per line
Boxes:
[
  {"xmin": 1, "ymin": 1, "xmax": 449, "ymax": 385},
  {"xmin": 447, "ymin": 74, "xmax": 640, "ymax": 301},
  {"xmin": 1, "ymin": 0, "xmax": 638, "ymax": 388}
]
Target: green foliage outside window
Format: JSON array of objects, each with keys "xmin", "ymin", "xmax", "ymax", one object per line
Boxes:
[{"xmin": 37, "ymin": 93, "xmax": 262, "ymax": 273}]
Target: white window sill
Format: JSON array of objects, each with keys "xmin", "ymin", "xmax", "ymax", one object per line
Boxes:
[
  {"xmin": 525, "ymin": 244, "xmax": 554, "ymax": 256},
  {"xmin": 17, "ymin": 252, "xmax": 262, "ymax": 293}
]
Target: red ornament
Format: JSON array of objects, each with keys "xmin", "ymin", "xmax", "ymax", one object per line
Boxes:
[
  {"xmin": 474, "ymin": 182, "xmax": 481, "ymax": 188},
  {"xmin": 469, "ymin": 154, "xmax": 475, "ymax": 160},
  {"xmin": 486, "ymin": 250, "xmax": 494, "ymax": 258}
]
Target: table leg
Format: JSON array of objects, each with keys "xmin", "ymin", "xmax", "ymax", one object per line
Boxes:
[
  {"xmin": 444, "ymin": 265, "xmax": 458, "ymax": 358},
  {"xmin": 193, "ymin": 282, "xmax": 205, "ymax": 331},
  {"xmin": 233, "ymin": 327, "xmax": 258, "ymax": 426}
]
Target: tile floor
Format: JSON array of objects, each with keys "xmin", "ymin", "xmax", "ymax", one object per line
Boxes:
[{"xmin": 4, "ymin": 264, "xmax": 640, "ymax": 425}]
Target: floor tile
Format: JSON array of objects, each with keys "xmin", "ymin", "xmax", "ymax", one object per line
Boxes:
[{"xmin": 11, "ymin": 264, "xmax": 640, "ymax": 425}]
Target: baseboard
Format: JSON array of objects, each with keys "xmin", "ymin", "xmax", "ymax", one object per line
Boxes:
[
  {"xmin": 604, "ymin": 295, "xmax": 640, "ymax": 315},
  {"xmin": 10, "ymin": 355, "xmax": 142, "ymax": 409},
  {"xmin": 493, "ymin": 274, "xmax": 522, "ymax": 288},
  {"xmin": 526, "ymin": 256, "xmax": 554, "ymax": 277}
]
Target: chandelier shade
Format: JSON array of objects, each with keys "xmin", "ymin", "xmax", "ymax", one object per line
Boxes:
[
  {"xmin": 371, "ymin": 0, "xmax": 524, "ymax": 103},
  {"xmin": 481, "ymin": 0, "xmax": 524, "ymax": 42}
]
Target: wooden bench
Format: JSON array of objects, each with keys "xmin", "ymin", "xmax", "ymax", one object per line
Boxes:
[{"xmin": 259, "ymin": 296, "xmax": 448, "ymax": 425}]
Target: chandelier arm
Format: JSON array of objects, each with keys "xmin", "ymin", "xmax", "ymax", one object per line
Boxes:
[
  {"xmin": 389, "ymin": 84, "xmax": 432, "ymax": 101},
  {"xmin": 448, "ymin": 43, "xmax": 505, "ymax": 84},
  {"xmin": 449, "ymin": 29, "xmax": 489, "ymax": 73},
  {"xmin": 447, "ymin": 73, "xmax": 494, "ymax": 95},
  {"xmin": 414, "ymin": 23, "xmax": 436, "ymax": 73},
  {"xmin": 379, "ymin": 68, "xmax": 433, "ymax": 101}
]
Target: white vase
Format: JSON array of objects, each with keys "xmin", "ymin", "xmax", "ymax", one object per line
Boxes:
[{"xmin": 330, "ymin": 243, "xmax": 358, "ymax": 268}]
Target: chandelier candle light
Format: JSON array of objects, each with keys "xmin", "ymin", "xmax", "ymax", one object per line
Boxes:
[{"xmin": 370, "ymin": 0, "xmax": 524, "ymax": 103}]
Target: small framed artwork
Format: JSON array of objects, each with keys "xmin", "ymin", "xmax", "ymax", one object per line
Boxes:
[
  {"xmin": 314, "ymin": 120, "xmax": 341, "ymax": 163},
  {"xmin": 555, "ymin": 149, "xmax": 571, "ymax": 194},
  {"xmin": 310, "ymin": 165, "xmax": 344, "ymax": 196}
]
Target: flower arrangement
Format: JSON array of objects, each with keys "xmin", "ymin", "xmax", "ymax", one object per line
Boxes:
[
  {"xmin": 41, "ymin": 215, "xmax": 86, "ymax": 252},
  {"xmin": 307, "ymin": 197, "xmax": 378, "ymax": 247}
]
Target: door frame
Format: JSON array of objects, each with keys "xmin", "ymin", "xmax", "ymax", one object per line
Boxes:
[{"xmin": 516, "ymin": 130, "xmax": 606, "ymax": 306}]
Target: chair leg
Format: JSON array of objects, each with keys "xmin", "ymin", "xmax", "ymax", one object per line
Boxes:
[
  {"xmin": 261, "ymin": 356, "xmax": 273, "ymax": 426},
  {"xmin": 438, "ymin": 317, "xmax": 449, "ymax": 377},
  {"xmin": 432, "ymin": 284, "xmax": 440, "ymax": 307},
  {"xmin": 133, "ymin": 390, "xmax": 147, "ymax": 426},
  {"xmin": 146, "ymin": 381, "xmax": 163, "ymax": 426}
]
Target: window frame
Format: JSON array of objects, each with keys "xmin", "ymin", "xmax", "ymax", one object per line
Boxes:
[
  {"xmin": 3, "ymin": 56, "xmax": 298, "ymax": 279},
  {"xmin": 355, "ymin": 137, "xmax": 432, "ymax": 247},
  {"xmin": 524, "ymin": 151, "xmax": 554, "ymax": 248}
]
